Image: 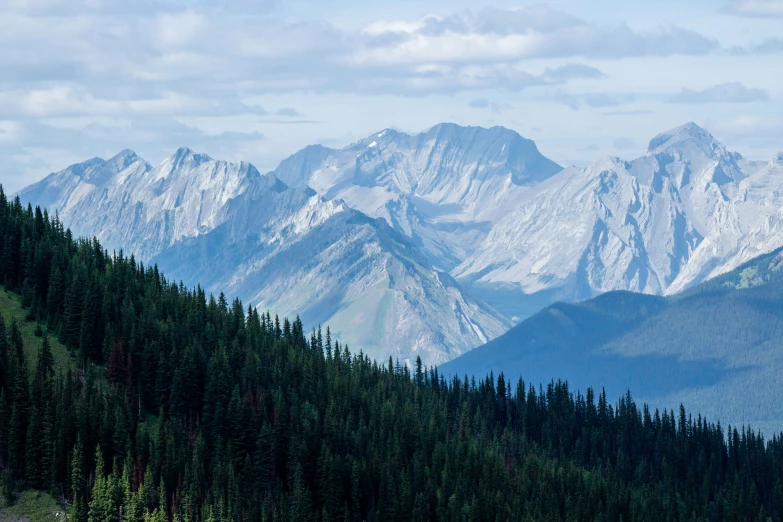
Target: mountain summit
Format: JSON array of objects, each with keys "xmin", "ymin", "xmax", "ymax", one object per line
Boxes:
[
  {"xmin": 647, "ymin": 121, "xmax": 718, "ymax": 153},
  {"xmin": 455, "ymin": 123, "xmax": 783, "ymax": 316},
  {"xmin": 272, "ymin": 122, "xmax": 562, "ymax": 270}
]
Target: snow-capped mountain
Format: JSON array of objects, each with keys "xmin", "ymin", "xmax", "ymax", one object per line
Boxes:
[
  {"xmin": 17, "ymin": 147, "xmax": 509, "ymax": 366},
  {"xmin": 272, "ymin": 123, "xmax": 563, "ymax": 269},
  {"xmin": 455, "ymin": 122, "xmax": 783, "ymax": 306}
]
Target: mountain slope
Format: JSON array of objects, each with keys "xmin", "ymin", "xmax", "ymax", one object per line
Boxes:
[
  {"xmin": 154, "ymin": 203, "xmax": 508, "ymax": 365},
  {"xmin": 15, "ymin": 122, "xmax": 783, "ymax": 365},
  {"xmin": 5, "ymin": 187, "xmax": 783, "ymax": 521},
  {"xmin": 441, "ymin": 247, "xmax": 783, "ymax": 434},
  {"xmin": 271, "ymin": 123, "xmax": 563, "ymax": 269},
  {"xmin": 18, "ymin": 148, "xmax": 508, "ymax": 366},
  {"xmin": 455, "ymin": 123, "xmax": 783, "ymax": 315}
]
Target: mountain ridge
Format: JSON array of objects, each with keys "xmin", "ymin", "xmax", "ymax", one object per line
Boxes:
[
  {"xmin": 441, "ymin": 246, "xmax": 783, "ymax": 434},
  {"xmin": 15, "ymin": 121, "xmax": 783, "ymax": 366},
  {"xmin": 454, "ymin": 121, "xmax": 783, "ymax": 317}
]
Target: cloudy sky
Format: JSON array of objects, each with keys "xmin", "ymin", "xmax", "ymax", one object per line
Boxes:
[{"xmin": 1, "ymin": 0, "xmax": 782, "ymax": 192}]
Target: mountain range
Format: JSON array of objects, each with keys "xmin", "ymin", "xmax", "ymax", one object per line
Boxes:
[
  {"xmin": 15, "ymin": 121, "xmax": 783, "ymax": 367},
  {"xmin": 17, "ymin": 144, "xmax": 508, "ymax": 366}
]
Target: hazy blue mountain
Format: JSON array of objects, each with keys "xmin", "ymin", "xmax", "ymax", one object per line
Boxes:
[{"xmin": 440, "ymin": 247, "xmax": 783, "ymax": 434}]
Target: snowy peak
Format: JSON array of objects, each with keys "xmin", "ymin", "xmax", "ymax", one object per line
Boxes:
[
  {"xmin": 647, "ymin": 122, "xmax": 718, "ymax": 154},
  {"xmin": 271, "ymin": 144, "xmax": 336, "ymax": 189},
  {"xmin": 163, "ymin": 146, "xmax": 214, "ymax": 172},
  {"xmin": 85, "ymin": 150, "xmax": 150, "ymax": 187},
  {"xmin": 107, "ymin": 149, "xmax": 141, "ymax": 166},
  {"xmin": 18, "ymin": 148, "xmax": 280, "ymax": 260},
  {"xmin": 269, "ymin": 122, "xmax": 564, "ymax": 271},
  {"xmin": 416, "ymin": 123, "xmax": 562, "ymax": 186},
  {"xmin": 646, "ymin": 121, "xmax": 742, "ymax": 168},
  {"xmin": 640, "ymin": 122, "xmax": 747, "ymax": 188},
  {"xmin": 457, "ymin": 121, "xmax": 783, "ymax": 313},
  {"xmin": 151, "ymin": 148, "xmax": 264, "ymax": 190}
]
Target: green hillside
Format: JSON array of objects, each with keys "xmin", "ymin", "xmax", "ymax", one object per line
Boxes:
[
  {"xmin": 0, "ymin": 289, "xmax": 75, "ymax": 521},
  {"xmin": 4, "ymin": 190, "xmax": 783, "ymax": 520},
  {"xmin": 0, "ymin": 286, "xmax": 74, "ymax": 376},
  {"xmin": 0, "ymin": 490, "xmax": 64, "ymax": 522}
]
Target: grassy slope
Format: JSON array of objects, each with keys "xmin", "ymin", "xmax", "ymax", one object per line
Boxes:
[
  {"xmin": 0, "ymin": 490, "xmax": 65, "ymax": 522},
  {"xmin": 0, "ymin": 286, "xmax": 74, "ymax": 375},
  {"xmin": 0, "ymin": 286, "xmax": 74, "ymax": 520}
]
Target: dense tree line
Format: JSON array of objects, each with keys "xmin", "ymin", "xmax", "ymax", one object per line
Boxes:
[{"xmin": 1, "ymin": 184, "xmax": 783, "ymax": 521}]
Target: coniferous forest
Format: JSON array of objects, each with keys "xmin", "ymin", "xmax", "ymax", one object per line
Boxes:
[{"xmin": 2, "ymin": 185, "xmax": 783, "ymax": 522}]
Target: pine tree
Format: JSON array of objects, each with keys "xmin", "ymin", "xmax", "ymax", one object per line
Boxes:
[
  {"xmin": 24, "ymin": 403, "xmax": 43, "ymax": 488},
  {"xmin": 7, "ymin": 324, "xmax": 29, "ymax": 478},
  {"xmin": 0, "ymin": 388, "xmax": 9, "ymax": 467},
  {"xmin": 88, "ymin": 445, "xmax": 117, "ymax": 522},
  {"xmin": 108, "ymin": 338, "xmax": 126, "ymax": 385},
  {"xmin": 72, "ymin": 437, "xmax": 88, "ymax": 522}
]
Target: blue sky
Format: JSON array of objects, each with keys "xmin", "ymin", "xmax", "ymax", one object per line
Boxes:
[{"xmin": 1, "ymin": 0, "xmax": 782, "ymax": 192}]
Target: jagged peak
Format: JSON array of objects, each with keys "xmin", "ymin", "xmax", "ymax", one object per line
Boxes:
[
  {"xmin": 647, "ymin": 122, "xmax": 721, "ymax": 155},
  {"xmin": 424, "ymin": 122, "xmax": 526, "ymax": 142},
  {"xmin": 353, "ymin": 122, "xmax": 528, "ymax": 147},
  {"xmin": 108, "ymin": 149, "xmax": 139, "ymax": 162},
  {"xmin": 260, "ymin": 172, "xmax": 289, "ymax": 193},
  {"xmin": 103, "ymin": 149, "xmax": 145, "ymax": 171},
  {"xmin": 773, "ymin": 152, "xmax": 783, "ymax": 164},
  {"xmin": 62, "ymin": 156, "xmax": 103, "ymax": 171},
  {"xmin": 591, "ymin": 155, "xmax": 628, "ymax": 171},
  {"xmin": 169, "ymin": 146, "xmax": 212, "ymax": 165}
]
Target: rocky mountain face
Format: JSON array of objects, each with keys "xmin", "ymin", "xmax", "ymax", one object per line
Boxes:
[
  {"xmin": 15, "ymin": 121, "xmax": 783, "ymax": 366},
  {"xmin": 454, "ymin": 123, "xmax": 783, "ymax": 314},
  {"xmin": 18, "ymin": 147, "xmax": 266, "ymax": 260},
  {"xmin": 17, "ymin": 146, "xmax": 509, "ymax": 366},
  {"xmin": 272, "ymin": 123, "xmax": 563, "ymax": 269}
]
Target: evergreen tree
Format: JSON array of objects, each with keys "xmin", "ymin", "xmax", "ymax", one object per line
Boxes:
[
  {"xmin": 88, "ymin": 446, "xmax": 117, "ymax": 522},
  {"xmin": 72, "ymin": 437, "xmax": 88, "ymax": 522}
]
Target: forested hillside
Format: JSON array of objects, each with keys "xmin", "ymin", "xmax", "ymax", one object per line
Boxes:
[
  {"xmin": 441, "ymin": 248, "xmax": 783, "ymax": 436},
  {"xmin": 2, "ymin": 184, "xmax": 783, "ymax": 521}
]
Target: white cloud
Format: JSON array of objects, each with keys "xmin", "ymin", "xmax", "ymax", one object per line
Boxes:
[
  {"xmin": 554, "ymin": 91, "xmax": 634, "ymax": 110},
  {"xmin": 727, "ymin": 0, "xmax": 783, "ymax": 17},
  {"xmin": 669, "ymin": 82, "xmax": 769, "ymax": 104},
  {"xmin": 153, "ymin": 11, "xmax": 207, "ymax": 49},
  {"xmin": 0, "ymin": 86, "xmax": 267, "ymax": 119},
  {"xmin": 0, "ymin": 1, "xmax": 780, "ymax": 190},
  {"xmin": 0, "ymin": 121, "xmax": 22, "ymax": 144},
  {"xmin": 351, "ymin": 8, "xmax": 719, "ymax": 65}
]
